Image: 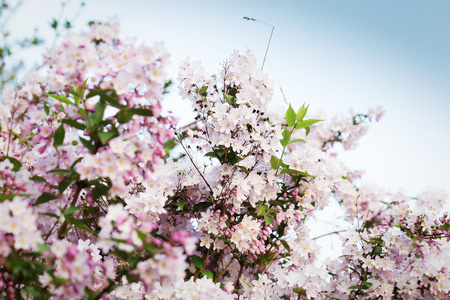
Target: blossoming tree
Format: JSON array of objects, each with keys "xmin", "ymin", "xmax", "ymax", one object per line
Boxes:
[{"xmin": 0, "ymin": 21, "xmax": 449, "ymax": 299}]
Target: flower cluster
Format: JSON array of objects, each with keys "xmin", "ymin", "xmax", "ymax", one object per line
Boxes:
[
  {"xmin": 0, "ymin": 20, "xmax": 448, "ymax": 300},
  {"xmin": 305, "ymin": 106, "xmax": 385, "ymax": 151},
  {"xmin": 328, "ymin": 208, "xmax": 450, "ymax": 299}
]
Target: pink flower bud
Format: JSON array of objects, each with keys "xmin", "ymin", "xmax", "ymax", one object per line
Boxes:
[{"xmin": 162, "ymin": 242, "xmax": 171, "ymax": 250}]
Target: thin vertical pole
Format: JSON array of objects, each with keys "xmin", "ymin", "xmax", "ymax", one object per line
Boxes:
[
  {"xmin": 243, "ymin": 17, "xmax": 275, "ymax": 71},
  {"xmin": 261, "ymin": 25, "xmax": 274, "ymax": 71}
]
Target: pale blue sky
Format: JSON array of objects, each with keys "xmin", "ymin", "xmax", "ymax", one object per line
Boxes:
[{"xmin": 6, "ymin": 0, "xmax": 450, "ymax": 205}]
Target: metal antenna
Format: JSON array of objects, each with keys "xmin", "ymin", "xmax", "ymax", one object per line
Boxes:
[{"xmin": 243, "ymin": 17, "xmax": 274, "ymax": 71}]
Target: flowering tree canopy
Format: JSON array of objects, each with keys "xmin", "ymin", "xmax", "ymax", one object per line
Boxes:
[{"xmin": 0, "ymin": 21, "xmax": 449, "ymax": 300}]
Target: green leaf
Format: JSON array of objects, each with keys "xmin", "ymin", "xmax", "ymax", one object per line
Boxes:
[
  {"xmin": 257, "ymin": 203, "xmax": 268, "ymax": 216},
  {"xmin": 296, "ymin": 104, "xmax": 309, "ymax": 122},
  {"xmin": 50, "ymin": 19, "xmax": 58, "ymax": 30},
  {"xmin": 201, "ymin": 85, "xmax": 208, "ymax": 96},
  {"xmin": 40, "ymin": 212, "xmax": 59, "ymax": 219},
  {"xmin": 70, "ymin": 157, "xmax": 83, "ymax": 171},
  {"xmin": 163, "ymin": 80, "xmax": 172, "ymax": 94},
  {"xmin": 281, "ymin": 240, "xmax": 290, "ymax": 251},
  {"xmin": 2, "ymin": 156, "xmax": 22, "ymax": 172},
  {"xmin": 265, "ymin": 252, "xmax": 276, "ymax": 264},
  {"xmin": 227, "ymin": 152, "xmax": 242, "ymax": 165},
  {"xmin": 68, "ymin": 83, "xmax": 83, "ymax": 105},
  {"xmin": 176, "ymin": 200, "xmax": 186, "ymax": 211},
  {"xmin": 79, "ymin": 137, "xmax": 95, "ymax": 152},
  {"xmin": 63, "ymin": 206, "xmax": 80, "ymax": 216},
  {"xmin": 37, "ymin": 243, "xmax": 51, "ymax": 254},
  {"xmin": 164, "ymin": 139, "xmax": 177, "ymax": 157},
  {"xmin": 43, "ymin": 103, "xmax": 50, "ymax": 115},
  {"xmin": 52, "ymin": 276, "xmax": 67, "ymax": 285},
  {"xmin": 61, "ymin": 119, "xmax": 86, "ymax": 131},
  {"xmin": 64, "ymin": 20, "xmax": 71, "ymax": 29},
  {"xmin": 279, "ymin": 168, "xmax": 313, "ymax": 177},
  {"xmin": 193, "ymin": 202, "xmax": 213, "ymax": 210},
  {"xmin": 0, "ymin": 194, "xmax": 16, "ymax": 202},
  {"xmin": 286, "ymin": 104, "xmax": 296, "ymax": 127},
  {"xmin": 34, "ymin": 193, "xmax": 58, "ymax": 206},
  {"xmin": 89, "ymin": 99, "xmax": 107, "ymax": 127},
  {"xmin": 293, "ymin": 288, "xmax": 307, "ymax": 296},
  {"xmin": 223, "ymin": 93, "xmax": 233, "ymax": 105},
  {"xmin": 130, "ymin": 107, "xmax": 153, "ymax": 117},
  {"xmin": 277, "ymin": 222, "xmax": 286, "ymax": 236},
  {"xmin": 288, "ymin": 138, "xmax": 306, "ymax": 144},
  {"xmin": 32, "ymin": 94, "xmax": 40, "ymax": 102},
  {"xmin": 264, "ymin": 215, "xmax": 272, "ymax": 225},
  {"xmin": 116, "ymin": 109, "xmax": 134, "ymax": 123},
  {"xmin": 46, "ymin": 94, "xmax": 74, "ymax": 105},
  {"xmin": 49, "ymin": 169, "xmax": 71, "ymax": 175},
  {"xmin": 144, "ymin": 242, "xmax": 159, "ymax": 253},
  {"xmin": 92, "ymin": 185, "xmax": 110, "ymax": 200},
  {"xmin": 296, "ymin": 119, "xmax": 322, "ymax": 130},
  {"xmin": 97, "ymin": 128, "xmax": 119, "ymax": 145},
  {"xmin": 116, "ymin": 107, "xmax": 153, "ymax": 123},
  {"xmin": 192, "ymin": 255, "xmax": 204, "ymax": 269},
  {"xmin": 87, "ymin": 89, "xmax": 122, "ymax": 108},
  {"xmin": 305, "ymin": 126, "xmax": 310, "ymax": 136},
  {"xmin": 373, "ymin": 246, "xmax": 383, "ymax": 256},
  {"xmin": 280, "ymin": 128, "xmax": 291, "ymax": 147},
  {"xmin": 270, "ymin": 155, "xmax": 279, "ymax": 170},
  {"xmin": 204, "ymin": 151, "xmax": 215, "ymax": 158},
  {"xmin": 25, "ymin": 286, "xmax": 48, "ymax": 299},
  {"xmin": 30, "ymin": 175, "xmax": 46, "ymax": 182},
  {"xmin": 54, "ymin": 125, "xmax": 65, "ymax": 146},
  {"xmin": 361, "ymin": 281, "xmax": 373, "ymax": 289},
  {"xmin": 201, "ymin": 270, "xmax": 214, "ymax": 280},
  {"xmin": 71, "ymin": 219, "xmax": 95, "ymax": 234},
  {"xmin": 58, "ymin": 176, "xmax": 76, "ymax": 193}
]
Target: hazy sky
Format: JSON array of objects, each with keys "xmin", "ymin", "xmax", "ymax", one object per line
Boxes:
[{"xmin": 6, "ymin": 0, "xmax": 450, "ymax": 208}]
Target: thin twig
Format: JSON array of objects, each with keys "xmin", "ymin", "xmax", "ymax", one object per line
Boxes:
[
  {"xmin": 215, "ymin": 255, "xmax": 236, "ymax": 283},
  {"xmin": 312, "ymin": 230, "xmax": 347, "ymax": 241},
  {"xmin": 176, "ymin": 137, "xmax": 213, "ymax": 192}
]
